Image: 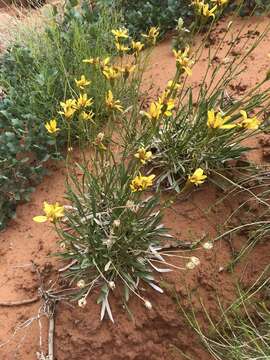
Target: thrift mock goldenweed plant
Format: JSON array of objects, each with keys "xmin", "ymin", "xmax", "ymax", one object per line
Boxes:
[
  {"xmin": 38, "ymin": 154, "xmax": 199, "ymax": 321},
  {"xmin": 134, "ymin": 18, "xmax": 270, "ymax": 192}
]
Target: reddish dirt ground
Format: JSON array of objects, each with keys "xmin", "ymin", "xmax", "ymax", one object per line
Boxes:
[{"xmin": 0, "ymin": 11, "xmax": 270, "ymax": 360}]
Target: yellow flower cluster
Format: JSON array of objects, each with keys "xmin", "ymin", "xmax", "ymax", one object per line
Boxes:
[
  {"xmin": 173, "ymin": 46, "xmax": 194, "ymax": 76},
  {"xmin": 130, "ymin": 173, "xmax": 155, "ymax": 192},
  {"xmin": 134, "ymin": 147, "xmax": 152, "ymax": 164},
  {"xmin": 141, "ymin": 95, "xmax": 175, "ymax": 121},
  {"xmin": 207, "ymin": 109, "xmax": 261, "ymax": 130}
]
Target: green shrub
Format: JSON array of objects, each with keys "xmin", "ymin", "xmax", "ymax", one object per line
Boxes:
[{"xmin": 0, "ymin": 0, "xmax": 128, "ymax": 229}]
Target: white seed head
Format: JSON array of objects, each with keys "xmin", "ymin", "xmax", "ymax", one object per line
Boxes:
[
  {"xmin": 113, "ymin": 219, "xmax": 121, "ymax": 228},
  {"xmin": 203, "ymin": 242, "xmax": 213, "ymax": 250},
  {"xmin": 144, "ymin": 300, "xmax": 152, "ymax": 310},
  {"xmin": 108, "ymin": 281, "xmax": 116, "ymax": 290},
  {"xmin": 78, "ymin": 297, "xmax": 87, "ymax": 308},
  {"xmin": 77, "ymin": 279, "xmax": 86, "ymax": 289},
  {"xmin": 186, "ymin": 261, "xmax": 196, "ymax": 270},
  {"xmin": 60, "ymin": 242, "xmax": 66, "ymax": 250},
  {"xmin": 190, "ymin": 256, "xmax": 200, "ymax": 266},
  {"xmin": 96, "ymin": 132, "xmax": 104, "ymax": 141}
]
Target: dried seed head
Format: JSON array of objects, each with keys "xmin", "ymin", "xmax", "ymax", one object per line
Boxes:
[
  {"xmin": 144, "ymin": 300, "xmax": 152, "ymax": 310},
  {"xmin": 108, "ymin": 281, "xmax": 116, "ymax": 290},
  {"xmin": 203, "ymin": 242, "xmax": 213, "ymax": 250},
  {"xmin": 60, "ymin": 242, "xmax": 66, "ymax": 250},
  {"xmin": 78, "ymin": 297, "xmax": 87, "ymax": 308},
  {"xmin": 190, "ymin": 256, "xmax": 200, "ymax": 266},
  {"xmin": 77, "ymin": 279, "xmax": 86, "ymax": 288},
  {"xmin": 186, "ymin": 261, "xmax": 196, "ymax": 270},
  {"xmin": 96, "ymin": 132, "xmax": 105, "ymax": 142},
  {"xmin": 113, "ymin": 219, "xmax": 121, "ymax": 228}
]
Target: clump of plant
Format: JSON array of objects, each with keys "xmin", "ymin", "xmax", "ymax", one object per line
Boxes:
[
  {"xmin": 0, "ymin": 0, "xmax": 138, "ymax": 229},
  {"xmin": 134, "ymin": 17, "xmax": 270, "ymax": 192}
]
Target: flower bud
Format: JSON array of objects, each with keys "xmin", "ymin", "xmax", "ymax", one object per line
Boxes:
[
  {"xmin": 77, "ymin": 279, "xmax": 86, "ymax": 288},
  {"xmin": 78, "ymin": 297, "xmax": 87, "ymax": 308}
]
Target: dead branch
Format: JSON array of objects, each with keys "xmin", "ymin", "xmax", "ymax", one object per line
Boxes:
[{"xmin": 0, "ymin": 296, "xmax": 39, "ymax": 306}]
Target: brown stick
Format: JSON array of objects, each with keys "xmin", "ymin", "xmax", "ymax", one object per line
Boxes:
[{"xmin": 0, "ymin": 296, "xmax": 39, "ymax": 306}]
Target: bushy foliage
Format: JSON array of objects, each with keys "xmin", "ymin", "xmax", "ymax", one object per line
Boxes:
[{"xmin": 0, "ymin": 0, "xmax": 126, "ymax": 229}]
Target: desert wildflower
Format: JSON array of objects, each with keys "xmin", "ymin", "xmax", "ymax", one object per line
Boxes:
[
  {"xmin": 142, "ymin": 27, "xmax": 159, "ymax": 45},
  {"xmin": 75, "ymin": 93, "xmax": 93, "ymax": 109},
  {"xmin": 211, "ymin": 0, "xmax": 228, "ymax": 5},
  {"xmin": 77, "ymin": 280, "xmax": 86, "ymax": 288},
  {"xmin": 207, "ymin": 109, "xmax": 235, "ymax": 129},
  {"xmin": 166, "ymin": 80, "xmax": 181, "ymax": 91},
  {"xmin": 202, "ymin": 3, "xmax": 217, "ymax": 18},
  {"xmin": 59, "ymin": 99, "xmax": 77, "ymax": 119},
  {"xmin": 33, "ymin": 201, "xmax": 64, "ymax": 223},
  {"xmin": 75, "ymin": 75, "xmax": 91, "ymax": 90},
  {"xmin": 117, "ymin": 64, "xmax": 136, "ymax": 80},
  {"xmin": 45, "ymin": 119, "xmax": 60, "ymax": 134},
  {"xmin": 115, "ymin": 42, "xmax": 130, "ymax": 53},
  {"xmin": 78, "ymin": 298, "xmax": 87, "ymax": 308},
  {"xmin": 102, "ymin": 66, "xmax": 120, "ymax": 82},
  {"xmin": 144, "ymin": 300, "xmax": 152, "ymax": 310},
  {"xmin": 173, "ymin": 47, "xmax": 193, "ymax": 76},
  {"xmin": 158, "ymin": 96, "xmax": 175, "ymax": 117},
  {"xmin": 79, "ymin": 110, "xmax": 94, "ymax": 122},
  {"xmin": 188, "ymin": 168, "xmax": 207, "ymax": 186},
  {"xmin": 141, "ymin": 101, "xmax": 162, "ymax": 121},
  {"xmin": 132, "ymin": 40, "xmax": 144, "ymax": 55},
  {"xmin": 239, "ymin": 110, "xmax": 261, "ymax": 130},
  {"xmin": 135, "ymin": 147, "xmax": 152, "ymax": 164},
  {"xmin": 105, "ymin": 90, "xmax": 123, "ymax": 112},
  {"xmin": 130, "ymin": 173, "xmax": 155, "ymax": 192},
  {"xmin": 111, "ymin": 27, "xmax": 129, "ymax": 40}
]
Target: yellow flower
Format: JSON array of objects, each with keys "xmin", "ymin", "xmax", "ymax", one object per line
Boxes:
[
  {"xmin": 115, "ymin": 42, "xmax": 130, "ymax": 53},
  {"xmin": 158, "ymin": 96, "xmax": 175, "ymax": 117},
  {"xmin": 239, "ymin": 110, "xmax": 261, "ymax": 130},
  {"xmin": 188, "ymin": 168, "xmax": 207, "ymax": 186},
  {"xmin": 33, "ymin": 201, "xmax": 64, "ymax": 223},
  {"xmin": 75, "ymin": 93, "xmax": 93, "ymax": 109},
  {"xmin": 173, "ymin": 47, "xmax": 194, "ymax": 76},
  {"xmin": 211, "ymin": 0, "xmax": 228, "ymax": 5},
  {"xmin": 117, "ymin": 64, "xmax": 136, "ymax": 80},
  {"xmin": 45, "ymin": 119, "xmax": 60, "ymax": 134},
  {"xmin": 141, "ymin": 101, "xmax": 162, "ymax": 121},
  {"xmin": 134, "ymin": 147, "xmax": 152, "ymax": 164},
  {"xmin": 202, "ymin": 4, "xmax": 217, "ymax": 18},
  {"xmin": 79, "ymin": 110, "xmax": 94, "ymax": 122},
  {"xmin": 130, "ymin": 173, "xmax": 155, "ymax": 192},
  {"xmin": 132, "ymin": 40, "xmax": 144, "ymax": 54},
  {"xmin": 102, "ymin": 66, "xmax": 120, "ymax": 81},
  {"xmin": 105, "ymin": 90, "xmax": 123, "ymax": 112},
  {"xmin": 58, "ymin": 99, "xmax": 77, "ymax": 119},
  {"xmin": 166, "ymin": 80, "xmax": 181, "ymax": 91},
  {"xmin": 75, "ymin": 75, "xmax": 91, "ymax": 90},
  {"xmin": 207, "ymin": 109, "xmax": 235, "ymax": 129},
  {"xmin": 142, "ymin": 27, "xmax": 160, "ymax": 45},
  {"xmin": 111, "ymin": 28, "xmax": 129, "ymax": 40},
  {"xmin": 83, "ymin": 57, "xmax": 110, "ymax": 69}
]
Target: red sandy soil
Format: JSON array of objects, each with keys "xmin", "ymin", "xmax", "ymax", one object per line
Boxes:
[{"xmin": 0, "ymin": 12, "xmax": 270, "ymax": 360}]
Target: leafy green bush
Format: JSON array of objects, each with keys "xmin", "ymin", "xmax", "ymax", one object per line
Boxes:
[{"xmin": 0, "ymin": 1, "xmax": 128, "ymax": 229}]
